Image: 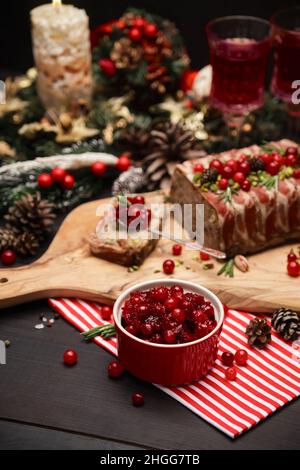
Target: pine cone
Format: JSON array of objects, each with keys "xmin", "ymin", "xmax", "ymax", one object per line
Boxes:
[
  {"xmin": 13, "ymin": 231, "xmax": 41, "ymax": 257},
  {"xmin": 5, "ymin": 192, "xmax": 55, "ymax": 238},
  {"xmin": 245, "ymin": 318, "xmax": 272, "ymax": 349},
  {"xmin": 272, "ymin": 308, "xmax": 300, "ymax": 341},
  {"xmin": 249, "ymin": 157, "xmax": 265, "ymax": 172},
  {"xmin": 200, "ymin": 168, "xmax": 219, "ymax": 185},
  {"xmin": 117, "ymin": 126, "xmax": 151, "ymax": 160},
  {"xmin": 143, "ymin": 121, "xmax": 204, "ymax": 190},
  {"xmin": 111, "ymin": 38, "xmax": 142, "ymax": 70},
  {"xmin": 0, "ymin": 226, "xmax": 20, "ymax": 252}
]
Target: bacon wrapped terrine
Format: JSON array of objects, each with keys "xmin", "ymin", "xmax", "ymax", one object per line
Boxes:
[{"xmin": 170, "ymin": 140, "xmax": 300, "ymax": 257}]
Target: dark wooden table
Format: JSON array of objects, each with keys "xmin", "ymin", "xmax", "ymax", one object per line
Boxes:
[{"xmin": 0, "ymin": 298, "xmax": 300, "ymax": 450}]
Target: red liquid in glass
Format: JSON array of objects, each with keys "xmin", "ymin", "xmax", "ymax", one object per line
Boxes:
[
  {"xmin": 210, "ymin": 38, "xmax": 270, "ymax": 114},
  {"xmin": 271, "ymin": 30, "xmax": 300, "ymax": 102}
]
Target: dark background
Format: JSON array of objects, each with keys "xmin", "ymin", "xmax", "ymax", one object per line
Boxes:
[{"xmin": 1, "ymin": 0, "xmax": 299, "ymax": 74}]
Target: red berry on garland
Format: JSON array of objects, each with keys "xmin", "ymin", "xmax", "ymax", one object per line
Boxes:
[
  {"xmin": 218, "ymin": 178, "xmax": 228, "ymax": 190},
  {"xmin": 133, "ymin": 17, "xmax": 146, "ymax": 29},
  {"xmin": 286, "ymin": 154, "xmax": 298, "ymax": 167},
  {"xmin": 163, "ymin": 259, "xmax": 175, "ymax": 275},
  {"xmin": 225, "ymin": 366, "xmax": 237, "ymax": 381},
  {"xmin": 193, "ymin": 163, "xmax": 204, "ymax": 174},
  {"xmin": 287, "ymin": 250, "xmax": 298, "ymax": 263},
  {"xmin": 221, "ymin": 351, "xmax": 234, "ymax": 366},
  {"xmin": 210, "ymin": 159, "xmax": 223, "ymax": 173},
  {"xmin": 51, "ymin": 167, "xmax": 67, "ymax": 183},
  {"xmin": 108, "ymin": 360, "xmax": 125, "ymax": 378},
  {"xmin": 267, "ymin": 161, "xmax": 280, "ymax": 176},
  {"xmin": 172, "ymin": 244, "xmax": 182, "ymax": 256},
  {"xmin": 99, "ymin": 58, "xmax": 117, "ymax": 77},
  {"xmin": 285, "ymin": 146, "xmax": 298, "ymax": 156},
  {"xmin": 261, "ymin": 153, "xmax": 273, "ymax": 165},
  {"xmin": 239, "ymin": 161, "xmax": 251, "ymax": 175},
  {"xmin": 101, "ymin": 305, "xmax": 113, "ymax": 321},
  {"xmin": 233, "ymin": 172, "xmax": 245, "ymax": 185},
  {"xmin": 38, "ymin": 173, "xmax": 53, "ymax": 189},
  {"xmin": 91, "ymin": 161, "xmax": 107, "ymax": 176},
  {"xmin": 63, "ymin": 349, "xmax": 78, "ymax": 366},
  {"xmin": 222, "ymin": 165, "xmax": 234, "ymax": 179},
  {"xmin": 287, "ymin": 260, "xmax": 300, "ymax": 277},
  {"xmin": 200, "ymin": 251, "xmax": 210, "ymax": 261},
  {"xmin": 132, "ymin": 392, "xmax": 144, "ymax": 406},
  {"xmin": 144, "ymin": 23, "xmax": 158, "ymax": 38},
  {"xmin": 293, "ymin": 169, "xmax": 300, "ymax": 179},
  {"xmin": 129, "ymin": 27, "xmax": 143, "ymax": 42},
  {"xmin": 1, "ymin": 250, "xmax": 16, "ymax": 266},
  {"xmin": 62, "ymin": 174, "xmax": 75, "ymax": 190},
  {"xmin": 241, "ymin": 180, "xmax": 251, "ymax": 192},
  {"xmin": 227, "ymin": 159, "xmax": 238, "ymax": 172},
  {"xmin": 235, "ymin": 349, "xmax": 248, "ymax": 366},
  {"xmin": 116, "ymin": 155, "xmax": 131, "ymax": 172}
]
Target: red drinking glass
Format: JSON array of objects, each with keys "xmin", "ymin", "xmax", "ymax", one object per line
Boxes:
[
  {"xmin": 271, "ymin": 7, "xmax": 300, "ymax": 116},
  {"xmin": 206, "ymin": 16, "xmax": 271, "ymax": 126}
]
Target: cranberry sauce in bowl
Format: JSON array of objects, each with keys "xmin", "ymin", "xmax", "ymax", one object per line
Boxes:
[{"xmin": 121, "ymin": 284, "xmax": 217, "ymax": 345}]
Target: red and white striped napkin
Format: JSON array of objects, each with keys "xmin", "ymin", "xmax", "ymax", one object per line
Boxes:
[{"xmin": 49, "ymin": 297, "xmax": 300, "ymax": 438}]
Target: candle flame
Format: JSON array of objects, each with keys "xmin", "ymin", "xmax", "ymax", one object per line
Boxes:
[{"xmin": 52, "ymin": 0, "xmax": 62, "ymax": 6}]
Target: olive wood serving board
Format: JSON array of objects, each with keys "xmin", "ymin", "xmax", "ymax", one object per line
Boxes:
[{"xmin": 0, "ymin": 191, "xmax": 299, "ymax": 313}]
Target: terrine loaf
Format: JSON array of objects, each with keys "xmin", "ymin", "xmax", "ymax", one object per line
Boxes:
[{"xmin": 170, "ymin": 140, "xmax": 300, "ymax": 257}]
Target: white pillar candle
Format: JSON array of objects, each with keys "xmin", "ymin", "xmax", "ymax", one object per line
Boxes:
[{"xmin": 31, "ymin": 1, "xmax": 92, "ymax": 114}]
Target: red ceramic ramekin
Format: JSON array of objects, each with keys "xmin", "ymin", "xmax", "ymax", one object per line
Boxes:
[{"xmin": 113, "ymin": 279, "xmax": 224, "ymax": 386}]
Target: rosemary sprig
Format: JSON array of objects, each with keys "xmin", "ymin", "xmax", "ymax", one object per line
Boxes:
[
  {"xmin": 218, "ymin": 259, "xmax": 234, "ymax": 277},
  {"xmin": 81, "ymin": 324, "xmax": 116, "ymax": 341},
  {"xmin": 219, "ymin": 186, "xmax": 238, "ymax": 204}
]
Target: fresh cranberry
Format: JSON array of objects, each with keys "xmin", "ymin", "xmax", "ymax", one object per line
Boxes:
[
  {"xmin": 287, "ymin": 261, "xmax": 300, "ymax": 277},
  {"xmin": 62, "ymin": 174, "xmax": 75, "ymax": 190},
  {"xmin": 225, "ymin": 366, "xmax": 237, "ymax": 381},
  {"xmin": 144, "ymin": 23, "xmax": 158, "ymax": 38},
  {"xmin": 200, "ymin": 251, "xmax": 210, "ymax": 261},
  {"xmin": 171, "ymin": 308, "xmax": 185, "ymax": 324},
  {"xmin": 63, "ymin": 349, "xmax": 78, "ymax": 366},
  {"xmin": 285, "ymin": 146, "xmax": 298, "ymax": 156},
  {"xmin": 241, "ymin": 180, "xmax": 251, "ymax": 192},
  {"xmin": 1, "ymin": 250, "xmax": 16, "ymax": 266},
  {"xmin": 91, "ymin": 161, "xmax": 107, "ymax": 176},
  {"xmin": 132, "ymin": 392, "xmax": 145, "ymax": 406},
  {"xmin": 210, "ymin": 159, "xmax": 223, "ymax": 173},
  {"xmin": 235, "ymin": 349, "xmax": 248, "ymax": 366},
  {"xmin": 172, "ymin": 244, "xmax": 182, "ymax": 256},
  {"xmin": 129, "ymin": 27, "xmax": 143, "ymax": 41},
  {"xmin": 107, "ymin": 360, "xmax": 125, "ymax": 378},
  {"xmin": 116, "ymin": 155, "xmax": 131, "ymax": 172},
  {"xmin": 226, "ymin": 159, "xmax": 238, "ymax": 172},
  {"xmin": 193, "ymin": 163, "xmax": 204, "ymax": 173},
  {"xmin": 38, "ymin": 173, "xmax": 53, "ymax": 189},
  {"xmin": 164, "ymin": 330, "xmax": 176, "ymax": 344},
  {"xmin": 286, "ymin": 154, "xmax": 298, "ymax": 167},
  {"xmin": 261, "ymin": 153, "xmax": 273, "ymax": 165},
  {"xmin": 218, "ymin": 178, "xmax": 228, "ymax": 190},
  {"xmin": 221, "ymin": 351, "xmax": 234, "ymax": 366},
  {"xmin": 238, "ymin": 161, "xmax": 251, "ymax": 175},
  {"xmin": 101, "ymin": 305, "xmax": 113, "ymax": 320},
  {"xmin": 164, "ymin": 297, "xmax": 178, "ymax": 311},
  {"xmin": 233, "ymin": 172, "xmax": 245, "ymax": 185},
  {"xmin": 267, "ymin": 161, "xmax": 280, "ymax": 176},
  {"xmin": 51, "ymin": 167, "xmax": 67, "ymax": 183},
  {"xmin": 293, "ymin": 169, "xmax": 300, "ymax": 179},
  {"xmin": 222, "ymin": 165, "xmax": 234, "ymax": 179},
  {"xmin": 132, "ymin": 195, "xmax": 145, "ymax": 205},
  {"xmin": 288, "ymin": 250, "xmax": 298, "ymax": 263},
  {"xmin": 163, "ymin": 259, "xmax": 175, "ymax": 275}
]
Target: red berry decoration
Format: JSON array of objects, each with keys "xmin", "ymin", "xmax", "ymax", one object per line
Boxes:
[
  {"xmin": 1, "ymin": 250, "xmax": 16, "ymax": 266},
  {"xmin": 285, "ymin": 146, "xmax": 298, "ymax": 156},
  {"xmin": 200, "ymin": 251, "xmax": 210, "ymax": 261},
  {"xmin": 218, "ymin": 178, "xmax": 228, "ymax": 190},
  {"xmin": 144, "ymin": 23, "xmax": 158, "ymax": 38},
  {"xmin": 210, "ymin": 159, "xmax": 223, "ymax": 173},
  {"xmin": 221, "ymin": 351, "xmax": 234, "ymax": 366},
  {"xmin": 116, "ymin": 155, "xmax": 131, "ymax": 172},
  {"xmin": 233, "ymin": 172, "xmax": 245, "ymax": 185},
  {"xmin": 172, "ymin": 244, "xmax": 182, "ymax": 256},
  {"xmin": 62, "ymin": 174, "xmax": 75, "ymax": 190},
  {"xmin": 239, "ymin": 161, "xmax": 251, "ymax": 175},
  {"xmin": 129, "ymin": 27, "xmax": 143, "ymax": 42},
  {"xmin": 241, "ymin": 180, "xmax": 251, "ymax": 192},
  {"xmin": 261, "ymin": 153, "xmax": 273, "ymax": 165},
  {"xmin": 286, "ymin": 154, "xmax": 298, "ymax": 167},
  {"xmin": 107, "ymin": 360, "xmax": 125, "ymax": 378},
  {"xmin": 38, "ymin": 173, "xmax": 53, "ymax": 189},
  {"xmin": 193, "ymin": 163, "xmax": 204, "ymax": 174},
  {"xmin": 101, "ymin": 305, "xmax": 113, "ymax": 321},
  {"xmin": 287, "ymin": 260, "xmax": 300, "ymax": 277},
  {"xmin": 91, "ymin": 161, "xmax": 107, "ymax": 176},
  {"xmin": 225, "ymin": 366, "xmax": 237, "ymax": 381},
  {"xmin": 293, "ymin": 169, "xmax": 300, "ymax": 179},
  {"xmin": 63, "ymin": 349, "xmax": 78, "ymax": 366},
  {"xmin": 133, "ymin": 17, "xmax": 145, "ymax": 29},
  {"xmin": 163, "ymin": 259, "xmax": 175, "ymax": 275},
  {"xmin": 132, "ymin": 392, "xmax": 145, "ymax": 406},
  {"xmin": 235, "ymin": 349, "xmax": 248, "ymax": 366},
  {"xmin": 226, "ymin": 159, "xmax": 238, "ymax": 172},
  {"xmin": 99, "ymin": 58, "xmax": 117, "ymax": 77},
  {"xmin": 222, "ymin": 165, "xmax": 234, "ymax": 179},
  {"xmin": 288, "ymin": 250, "xmax": 298, "ymax": 263},
  {"xmin": 267, "ymin": 161, "xmax": 280, "ymax": 176},
  {"xmin": 51, "ymin": 167, "xmax": 67, "ymax": 183}
]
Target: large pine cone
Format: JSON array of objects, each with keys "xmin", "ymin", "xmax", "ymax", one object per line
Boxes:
[
  {"xmin": 5, "ymin": 192, "xmax": 55, "ymax": 238},
  {"xmin": 117, "ymin": 126, "xmax": 151, "ymax": 160},
  {"xmin": 143, "ymin": 121, "xmax": 204, "ymax": 189},
  {"xmin": 0, "ymin": 226, "xmax": 20, "ymax": 252},
  {"xmin": 13, "ymin": 231, "xmax": 41, "ymax": 257},
  {"xmin": 272, "ymin": 308, "xmax": 300, "ymax": 341},
  {"xmin": 245, "ymin": 318, "xmax": 272, "ymax": 349}
]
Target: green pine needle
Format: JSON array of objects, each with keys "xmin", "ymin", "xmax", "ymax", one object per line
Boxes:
[{"xmin": 81, "ymin": 324, "xmax": 116, "ymax": 341}]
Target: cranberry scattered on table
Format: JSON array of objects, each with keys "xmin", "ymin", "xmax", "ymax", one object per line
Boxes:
[
  {"xmin": 132, "ymin": 392, "xmax": 145, "ymax": 406},
  {"xmin": 63, "ymin": 349, "xmax": 78, "ymax": 366},
  {"xmin": 107, "ymin": 360, "xmax": 125, "ymax": 378}
]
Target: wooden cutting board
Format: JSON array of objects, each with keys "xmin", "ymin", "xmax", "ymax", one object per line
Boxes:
[{"xmin": 0, "ymin": 191, "xmax": 299, "ymax": 313}]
